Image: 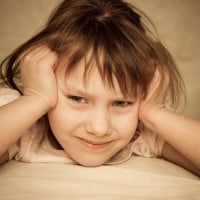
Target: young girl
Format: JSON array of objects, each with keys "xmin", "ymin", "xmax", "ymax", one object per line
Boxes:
[{"xmin": 0, "ymin": 0, "xmax": 200, "ymax": 176}]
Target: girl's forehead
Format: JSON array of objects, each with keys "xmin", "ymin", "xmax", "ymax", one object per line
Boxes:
[
  {"xmin": 64, "ymin": 62, "xmax": 117, "ymax": 89},
  {"xmin": 57, "ymin": 51, "xmax": 139, "ymax": 98},
  {"xmin": 58, "ymin": 62, "xmax": 137, "ymax": 99}
]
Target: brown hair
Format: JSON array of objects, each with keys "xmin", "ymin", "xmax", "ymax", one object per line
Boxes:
[{"xmin": 0, "ymin": 0, "xmax": 185, "ymax": 107}]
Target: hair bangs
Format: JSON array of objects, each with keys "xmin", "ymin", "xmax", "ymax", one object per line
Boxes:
[{"xmin": 61, "ymin": 21, "xmax": 142, "ymax": 98}]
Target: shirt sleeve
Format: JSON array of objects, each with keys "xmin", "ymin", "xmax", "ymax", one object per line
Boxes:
[
  {"xmin": 0, "ymin": 87, "xmax": 21, "ymax": 160},
  {"xmin": 132, "ymin": 127, "xmax": 165, "ymax": 158}
]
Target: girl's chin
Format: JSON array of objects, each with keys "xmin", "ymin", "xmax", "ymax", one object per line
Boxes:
[
  {"xmin": 72, "ymin": 156, "xmax": 109, "ymax": 167},
  {"xmin": 76, "ymin": 159, "xmax": 105, "ymax": 167}
]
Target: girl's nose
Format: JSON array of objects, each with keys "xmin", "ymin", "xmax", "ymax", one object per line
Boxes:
[{"xmin": 86, "ymin": 108, "xmax": 110, "ymax": 137}]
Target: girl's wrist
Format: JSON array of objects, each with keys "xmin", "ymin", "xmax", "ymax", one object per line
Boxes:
[
  {"xmin": 20, "ymin": 94, "xmax": 53, "ymax": 114},
  {"xmin": 140, "ymin": 106, "xmax": 170, "ymax": 132},
  {"xmin": 22, "ymin": 89, "xmax": 57, "ymax": 110}
]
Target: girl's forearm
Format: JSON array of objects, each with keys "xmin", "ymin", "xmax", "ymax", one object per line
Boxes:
[
  {"xmin": 0, "ymin": 95, "xmax": 50, "ymax": 156},
  {"xmin": 142, "ymin": 109, "xmax": 200, "ymax": 168}
]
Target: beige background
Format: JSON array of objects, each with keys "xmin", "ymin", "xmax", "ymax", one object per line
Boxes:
[{"xmin": 0, "ymin": 0, "xmax": 199, "ymax": 118}]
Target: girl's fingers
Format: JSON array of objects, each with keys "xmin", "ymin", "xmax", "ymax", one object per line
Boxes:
[{"xmin": 146, "ymin": 68, "xmax": 170, "ymax": 103}]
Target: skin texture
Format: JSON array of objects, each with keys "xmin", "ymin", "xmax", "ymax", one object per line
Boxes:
[
  {"xmin": 20, "ymin": 46, "xmax": 58, "ymax": 108},
  {"xmin": 0, "ymin": 46, "xmax": 57, "ymax": 157},
  {"xmin": 48, "ymin": 61, "xmax": 140, "ymax": 166},
  {"xmin": 0, "ymin": 46, "xmax": 199, "ymax": 176}
]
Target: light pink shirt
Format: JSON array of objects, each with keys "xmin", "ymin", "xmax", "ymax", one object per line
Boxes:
[{"xmin": 0, "ymin": 87, "xmax": 165, "ymax": 165}]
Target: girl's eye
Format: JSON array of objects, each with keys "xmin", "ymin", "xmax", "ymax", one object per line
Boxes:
[
  {"xmin": 67, "ymin": 95, "xmax": 87, "ymax": 103},
  {"xmin": 112, "ymin": 101, "xmax": 132, "ymax": 107}
]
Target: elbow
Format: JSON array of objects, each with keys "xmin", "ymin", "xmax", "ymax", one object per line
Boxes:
[
  {"xmin": 0, "ymin": 151, "xmax": 9, "ymax": 165},
  {"xmin": 189, "ymin": 164, "xmax": 200, "ymax": 177}
]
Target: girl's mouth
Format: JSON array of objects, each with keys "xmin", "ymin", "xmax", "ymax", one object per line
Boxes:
[{"xmin": 77, "ymin": 137, "xmax": 112, "ymax": 149}]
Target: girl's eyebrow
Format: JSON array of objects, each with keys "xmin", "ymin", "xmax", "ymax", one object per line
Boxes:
[
  {"xmin": 65, "ymin": 84, "xmax": 94, "ymax": 99},
  {"xmin": 64, "ymin": 84, "xmax": 136, "ymax": 101}
]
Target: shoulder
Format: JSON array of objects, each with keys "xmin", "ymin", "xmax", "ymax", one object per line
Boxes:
[
  {"xmin": 132, "ymin": 125, "xmax": 165, "ymax": 158},
  {"xmin": 10, "ymin": 119, "xmax": 47, "ymax": 162},
  {"xmin": 0, "ymin": 86, "xmax": 21, "ymax": 106}
]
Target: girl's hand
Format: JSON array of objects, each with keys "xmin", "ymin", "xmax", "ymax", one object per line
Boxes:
[
  {"xmin": 139, "ymin": 69, "xmax": 170, "ymax": 126},
  {"xmin": 20, "ymin": 46, "xmax": 58, "ymax": 109}
]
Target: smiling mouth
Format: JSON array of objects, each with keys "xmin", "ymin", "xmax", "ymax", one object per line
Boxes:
[{"xmin": 77, "ymin": 138, "xmax": 112, "ymax": 149}]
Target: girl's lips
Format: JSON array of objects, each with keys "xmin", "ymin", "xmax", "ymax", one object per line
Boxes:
[{"xmin": 77, "ymin": 137, "xmax": 112, "ymax": 149}]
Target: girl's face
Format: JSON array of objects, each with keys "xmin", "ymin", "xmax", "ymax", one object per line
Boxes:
[{"xmin": 48, "ymin": 60, "xmax": 140, "ymax": 167}]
